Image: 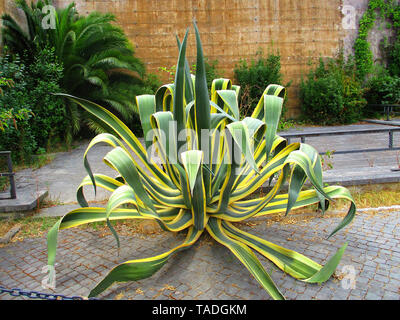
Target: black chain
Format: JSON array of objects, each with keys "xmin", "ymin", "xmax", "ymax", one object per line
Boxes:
[{"xmin": 0, "ymin": 285, "xmax": 99, "ymax": 300}]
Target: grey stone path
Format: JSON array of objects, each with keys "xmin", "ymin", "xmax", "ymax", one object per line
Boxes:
[
  {"xmin": 14, "ymin": 142, "xmax": 117, "ymax": 205},
  {"xmin": 1, "ymin": 211, "xmax": 399, "ymax": 300},
  {"xmin": 365, "ymin": 118, "xmax": 400, "ymax": 126}
]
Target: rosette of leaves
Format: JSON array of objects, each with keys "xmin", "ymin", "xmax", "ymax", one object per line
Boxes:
[{"xmin": 47, "ymin": 23, "xmax": 356, "ymax": 300}]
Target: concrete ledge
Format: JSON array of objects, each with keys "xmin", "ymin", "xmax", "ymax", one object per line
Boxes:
[
  {"xmin": 260, "ymin": 165, "xmax": 400, "ymax": 193},
  {"xmin": 36, "ymin": 203, "xmax": 80, "ymax": 217},
  {"xmin": 0, "ymin": 189, "xmax": 48, "ymax": 213},
  {"xmin": 322, "ymin": 166, "xmax": 400, "ymax": 186},
  {"xmin": 364, "ymin": 119, "xmax": 400, "ymax": 126},
  {"xmin": 36, "ymin": 202, "xmax": 107, "ymax": 218}
]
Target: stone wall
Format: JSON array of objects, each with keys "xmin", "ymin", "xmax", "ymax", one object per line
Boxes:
[{"xmin": 0, "ymin": 0, "xmax": 389, "ymax": 117}]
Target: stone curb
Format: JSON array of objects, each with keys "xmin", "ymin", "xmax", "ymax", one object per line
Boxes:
[
  {"xmin": 0, "ymin": 189, "xmax": 48, "ymax": 213},
  {"xmin": 0, "ymin": 225, "xmax": 21, "ymax": 244}
]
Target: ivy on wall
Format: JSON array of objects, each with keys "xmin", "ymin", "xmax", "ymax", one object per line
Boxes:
[{"xmin": 354, "ymin": 0, "xmax": 400, "ymax": 79}]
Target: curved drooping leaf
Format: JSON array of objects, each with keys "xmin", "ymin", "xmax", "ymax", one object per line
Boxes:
[
  {"xmin": 89, "ymin": 227, "xmax": 202, "ymax": 297},
  {"xmin": 206, "ymin": 218, "xmax": 285, "ymax": 300},
  {"xmin": 47, "ymin": 207, "xmax": 150, "ymax": 266},
  {"xmin": 103, "ymin": 146, "xmax": 156, "ymax": 212},
  {"xmin": 222, "ymin": 221, "xmax": 347, "ymax": 283},
  {"xmin": 136, "ymin": 94, "xmax": 156, "ymax": 150},
  {"xmin": 77, "ymin": 173, "xmax": 123, "ymax": 207},
  {"xmin": 216, "ymin": 90, "xmax": 240, "ymax": 120},
  {"xmin": 56, "ymin": 93, "xmax": 173, "ymax": 188}
]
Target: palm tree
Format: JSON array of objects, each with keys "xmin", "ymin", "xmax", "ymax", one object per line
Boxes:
[{"xmin": 1, "ymin": 0, "xmax": 147, "ymax": 140}]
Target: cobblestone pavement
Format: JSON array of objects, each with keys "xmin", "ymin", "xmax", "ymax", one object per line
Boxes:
[{"xmin": 1, "ymin": 211, "xmax": 399, "ymax": 300}]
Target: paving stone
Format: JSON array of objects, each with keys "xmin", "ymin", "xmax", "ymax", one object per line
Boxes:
[
  {"xmin": 365, "ymin": 291, "xmax": 383, "ymax": 300},
  {"xmin": 390, "ymin": 273, "xmax": 400, "ymax": 281},
  {"xmin": 1, "ymin": 210, "xmax": 400, "ymax": 300},
  {"xmin": 384, "ymin": 282, "xmax": 400, "ymax": 293},
  {"xmin": 373, "ymin": 274, "xmax": 390, "ymax": 283},
  {"xmin": 382, "ymin": 291, "xmax": 400, "ymax": 300}
]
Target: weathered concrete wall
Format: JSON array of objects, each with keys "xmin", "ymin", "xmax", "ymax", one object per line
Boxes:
[
  {"xmin": 342, "ymin": 0, "xmax": 398, "ymax": 65},
  {"xmin": 0, "ymin": 0, "xmax": 374, "ymax": 117}
]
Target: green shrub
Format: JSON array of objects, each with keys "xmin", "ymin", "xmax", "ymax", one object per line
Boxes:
[
  {"xmin": 299, "ymin": 55, "xmax": 366, "ymax": 125},
  {"xmin": 2, "ymin": 0, "xmax": 150, "ymax": 138},
  {"xmin": 203, "ymin": 57, "xmax": 223, "ymax": 90},
  {"xmin": 142, "ymin": 73, "xmax": 162, "ymax": 94},
  {"xmin": 386, "ymin": 38, "xmax": 400, "ymax": 76},
  {"xmin": 364, "ymin": 71, "xmax": 400, "ymax": 115},
  {"xmin": 25, "ymin": 48, "xmax": 67, "ymax": 148},
  {"xmin": 0, "ymin": 50, "xmax": 66, "ymax": 162},
  {"xmin": 0, "ymin": 55, "xmax": 36, "ymax": 162},
  {"xmin": 234, "ymin": 50, "xmax": 289, "ymax": 118}
]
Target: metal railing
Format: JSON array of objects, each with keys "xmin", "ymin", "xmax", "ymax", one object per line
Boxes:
[
  {"xmin": 368, "ymin": 104, "xmax": 400, "ymax": 121},
  {"xmin": 280, "ymin": 126, "xmax": 400, "ymax": 155}
]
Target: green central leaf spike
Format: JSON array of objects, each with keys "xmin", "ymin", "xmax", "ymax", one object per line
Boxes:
[
  {"xmin": 176, "ymin": 34, "xmax": 194, "ymax": 104},
  {"xmin": 193, "ymin": 21, "xmax": 211, "ymax": 202},
  {"xmin": 193, "ymin": 21, "xmax": 211, "ymax": 140},
  {"xmin": 173, "ymin": 28, "xmax": 189, "ymax": 152},
  {"xmin": 47, "ymin": 23, "xmax": 358, "ymax": 301},
  {"xmin": 181, "ymin": 150, "xmax": 203, "ymax": 196}
]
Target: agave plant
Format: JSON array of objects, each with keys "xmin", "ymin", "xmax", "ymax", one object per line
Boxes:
[{"xmin": 47, "ymin": 23, "xmax": 356, "ymax": 300}]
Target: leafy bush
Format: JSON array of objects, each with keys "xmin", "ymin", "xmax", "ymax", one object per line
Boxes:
[
  {"xmin": 386, "ymin": 38, "xmax": 400, "ymax": 77},
  {"xmin": 47, "ymin": 24, "xmax": 356, "ymax": 300},
  {"xmin": 364, "ymin": 69, "xmax": 400, "ymax": 115},
  {"xmin": 234, "ymin": 50, "xmax": 289, "ymax": 118},
  {"xmin": 1, "ymin": 0, "xmax": 150, "ymax": 138},
  {"xmin": 299, "ymin": 55, "xmax": 367, "ymax": 125},
  {"xmin": 24, "ymin": 48, "xmax": 67, "ymax": 148},
  {"xmin": 0, "ymin": 55, "xmax": 36, "ymax": 161},
  {"xmin": 0, "ymin": 51, "xmax": 66, "ymax": 162},
  {"xmin": 203, "ymin": 57, "xmax": 223, "ymax": 90}
]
